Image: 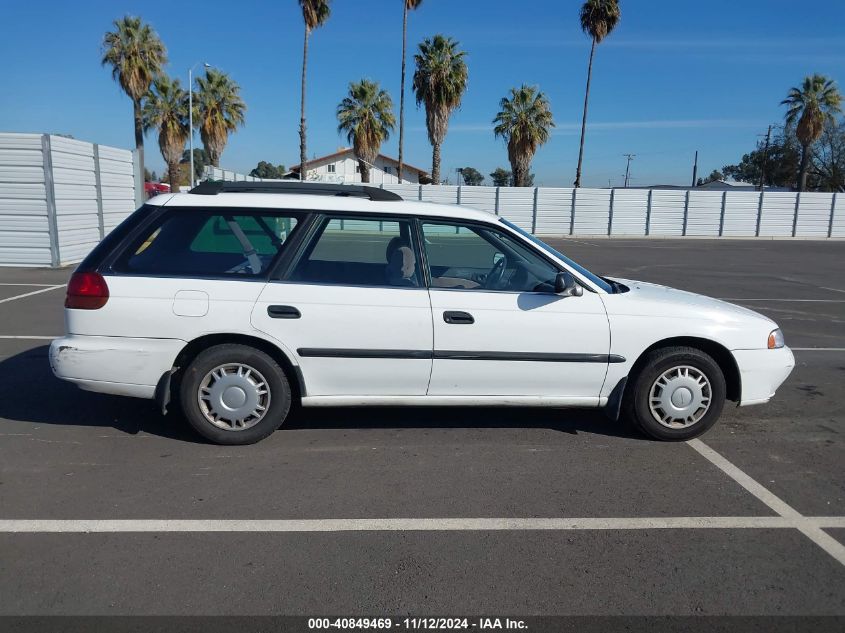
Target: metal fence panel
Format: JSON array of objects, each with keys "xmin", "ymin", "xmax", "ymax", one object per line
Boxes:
[
  {"xmin": 648, "ymin": 190, "xmax": 685, "ymax": 236},
  {"xmin": 759, "ymin": 192, "xmax": 798, "ymax": 237},
  {"xmin": 685, "ymin": 191, "xmax": 723, "ymax": 236},
  {"xmin": 535, "ymin": 187, "xmax": 574, "ymax": 235},
  {"xmin": 457, "ymin": 185, "xmax": 497, "ymax": 213},
  {"xmin": 796, "ymin": 192, "xmax": 834, "ymax": 237},
  {"xmin": 420, "ymin": 185, "xmax": 458, "ymax": 204},
  {"xmin": 610, "ymin": 189, "xmax": 649, "ymax": 235},
  {"xmin": 380, "ymin": 183, "xmax": 420, "ymax": 200},
  {"xmin": 722, "ymin": 191, "xmax": 760, "ymax": 237},
  {"xmin": 50, "ymin": 139, "xmax": 99, "ymax": 266},
  {"xmin": 497, "ymin": 187, "xmax": 535, "ymax": 231},
  {"xmin": 573, "ymin": 188, "xmax": 611, "ymax": 234},
  {"xmin": 831, "ymin": 194, "xmax": 844, "ymax": 237},
  {"xmin": 0, "ymin": 133, "xmax": 52, "ymax": 266}
]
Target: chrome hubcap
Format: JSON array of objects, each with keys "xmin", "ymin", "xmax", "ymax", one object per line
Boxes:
[
  {"xmin": 197, "ymin": 363, "xmax": 270, "ymax": 431},
  {"xmin": 648, "ymin": 365, "xmax": 711, "ymax": 429}
]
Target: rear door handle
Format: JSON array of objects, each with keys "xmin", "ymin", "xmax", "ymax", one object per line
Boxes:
[
  {"xmin": 267, "ymin": 305, "xmax": 301, "ymax": 319},
  {"xmin": 443, "ymin": 310, "xmax": 474, "ymax": 324}
]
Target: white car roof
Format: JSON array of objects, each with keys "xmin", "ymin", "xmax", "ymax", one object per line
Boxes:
[{"xmin": 148, "ymin": 192, "xmax": 498, "ymax": 224}]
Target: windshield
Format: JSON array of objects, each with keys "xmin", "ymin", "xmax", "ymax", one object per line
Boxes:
[{"xmin": 499, "ymin": 219, "xmax": 614, "ymax": 293}]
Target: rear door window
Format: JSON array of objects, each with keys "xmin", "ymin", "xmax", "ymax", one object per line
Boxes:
[
  {"xmin": 289, "ymin": 216, "xmax": 421, "ymax": 287},
  {"xmin": 113, "ymin": 210, "xmax": 300, "ymax": 277}
]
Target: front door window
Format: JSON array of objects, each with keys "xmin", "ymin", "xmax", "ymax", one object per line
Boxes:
[{"xmin": 420, "ymin": 222, "xmax": 560, "ymax": 293}]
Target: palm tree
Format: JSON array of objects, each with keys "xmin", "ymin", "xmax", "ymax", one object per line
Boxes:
[
  {"xmin": 142, "ymin": 75, "xmax": 190, "ymax": 191},
  {"xmin": 782, "ymin": 74, "xmax": 842, "ymax": 191},
  {"xmin": 337, "ymin": 80, "xmax": 396, "ymax": 183},
  {"xmin": 298, "ymin": 0, "xmax": 332, "ymax": 181},
  {"xmin": 101, "ymin": 15, "xmax": 167, "ymax": 178},
  {"xmin": 194, "ymin": 68, "xmax": 246, "ymax": 168},
  {"xmin": 412, "ymin": 35, "xmax": 468, "ymax": 184},
  {"xmin": 398, "ymin": 0, "xmax": 424, "ymax": 184},
  {"xmin": 493, "ymin": 85, "xmax": 555, "ymax": 187},
  {"xmin": 574, "ymin": 0, "xmax": 620, "ymax": 188}
]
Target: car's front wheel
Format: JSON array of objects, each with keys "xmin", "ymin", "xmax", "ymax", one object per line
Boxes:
[
  {"xmin": 179, "ymin": 343, "xmax": 291, "ymax": 445},
  {"xmin": 624, "ymin": 346, "xmax": 726, "ymax": 441}
]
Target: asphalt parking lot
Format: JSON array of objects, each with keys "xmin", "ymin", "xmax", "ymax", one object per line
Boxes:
[{"xmin": 0, "ymin": 238, "xmax": 843, "ymax": 624}]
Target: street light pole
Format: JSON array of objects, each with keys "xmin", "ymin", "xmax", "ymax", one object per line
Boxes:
[{"xmin": 188, "ymin": 62, "xmax": 210, "ymax": 188}]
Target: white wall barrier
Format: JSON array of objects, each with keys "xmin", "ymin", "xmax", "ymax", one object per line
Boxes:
[
  {"xmin": 0, "ymin": 133, "xmax": 138, "ymax": 267},
  {"xmin": 380, "ymin": 183, "xmax": 840, "ymax": 239},
  {"xmin": 206, "ymin": 169, "xmax": 842, "ymax": 240}
]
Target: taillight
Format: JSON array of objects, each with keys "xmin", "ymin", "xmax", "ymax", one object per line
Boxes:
[{"xmin": 65, "ymin": 272, "xmax": 109, "ymax": 309}]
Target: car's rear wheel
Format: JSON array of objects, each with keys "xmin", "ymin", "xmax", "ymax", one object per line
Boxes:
[
  {"xmin": 179, "ymin": 343, "xmax": 291, "ymax": 445},
  {"xmin": 624, "ymin": 346, "xmax": 726, "ymax": 441}
]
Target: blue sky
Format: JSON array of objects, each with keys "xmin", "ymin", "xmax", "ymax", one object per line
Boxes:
[{"xmin": 4, "ymin": 0, "xmax": 844, "ymax": 187}]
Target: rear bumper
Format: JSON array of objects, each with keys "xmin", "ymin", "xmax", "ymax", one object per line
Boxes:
[
  {"xmin": 733, "ymin": 346, "xmax": 795, "ymax": 406},
  {"xmin": 49, "ymin": 335, "xmax": 185, "ymax": 399}
]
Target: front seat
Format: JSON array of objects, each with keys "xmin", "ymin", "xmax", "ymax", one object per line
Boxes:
[{"xmin": 385, "ymin": 237, "xmax": 418, "ymax": 286}]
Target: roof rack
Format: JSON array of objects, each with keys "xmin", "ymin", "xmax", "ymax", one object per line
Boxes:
[{"xmin": 189, "ymin": 180, "xmax": 403, "ymax": 202}]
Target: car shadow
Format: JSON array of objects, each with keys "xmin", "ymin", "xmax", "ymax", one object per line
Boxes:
[{"xmin": 0, "ymin": 345, "xmax": 644, "ymax": 443}]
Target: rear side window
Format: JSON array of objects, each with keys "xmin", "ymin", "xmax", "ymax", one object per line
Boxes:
[
  {"xmin": 113, "ymin": 210, "xmax": 300, "ymax": 277},
  {"xmin": 290, "ymin": 217, "xmax": 421, "ymax": 287}
]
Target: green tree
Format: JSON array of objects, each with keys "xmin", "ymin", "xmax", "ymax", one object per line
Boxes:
[
  {"xmin": 489, "ymin": 167, "xmax": 512, "ymax": 187},
  {"xmin": 812, "ymin": 118, "xmax": 845, "ymax": 192},
  {"xmin": 142, "ymin": 75, "xmax": 190, "ymax": 191},
  {"xmin": 249, "ymin": 161, "xmax": 287, "ymax": 179},
  {"xmin": 696, "ymin": 170, "xmax": 724, "ymax": 186},
  {"xmin": 398, "ymin": 0, "xmax": 424, "ymax": 184},
  {"xmin": 163, "ymin": 162, "xmax": 190, "ymax": 187},
  {"xmin": 337, "ymin": 80, "xmax": 396, "ymax": 183},
  {"xmin": 574, "ymin": 0, "xmax": 620, "ymax": 188},
  {"xmin": 493, "ymin": 85, "xmax": 554, "ymax": 187},
  {"xmin": 194, "ymin": 68, "xmax": 246, "ymax": 167},
  {"xmin": 298, "ymin": 0, "xmax": 332, "ymax": 181},
  {"xmin": 412, "ymin": 35, "xmax": 468, "ymax": 184},
  {"xmin": 721, "ymin": 130, "xmax": 801, "ymax": 188},
  {"xmin": 782, "ymin": 74, "xmax": 842, "ymax": 191},
  {"xmin": 101, "ymin": 15, "xmax": 167, "ymax": 178},
  {"xmin": 181, "ymin": 148, "xmax": 208, "ymax": 181},
  {"xmin": 459, "ymin": 166, "xmax": 484, "ymax": 185}
]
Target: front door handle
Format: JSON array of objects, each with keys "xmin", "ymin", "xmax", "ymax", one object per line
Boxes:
[
  {"xmin": 267, "ymin": 305, "xmax": 301, "ymax": 319},
  {"xmin": 443, "ymin": 310, "xmax": 474, "ymax": 324}
]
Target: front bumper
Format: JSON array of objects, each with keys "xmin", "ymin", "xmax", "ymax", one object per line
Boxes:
[
  {"xmin": 732, "ymin": 346, "xmax": 795, "ymax": 406},
  {"xmin": 49, "ymin": 335, "xmax": 185, "ymax": 399}
]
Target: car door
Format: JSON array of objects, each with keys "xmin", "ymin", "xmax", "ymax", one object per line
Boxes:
[
  {"xmin": 420, "ymin": 220, "xmax": 611, "ymax": 401},
  {"xmin": 251, "ymin": 215, "xmax": 434, "ymax": 397}
]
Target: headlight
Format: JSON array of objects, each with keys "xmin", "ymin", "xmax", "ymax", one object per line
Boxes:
[{"xmin": 768, "ymin": 328, "xmax": 784, "ymax": 349}]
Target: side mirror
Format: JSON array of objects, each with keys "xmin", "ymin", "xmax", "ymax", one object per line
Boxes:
[{"xmin": 554, "ymin": 271, "xmax": 583, "ymax": 297}]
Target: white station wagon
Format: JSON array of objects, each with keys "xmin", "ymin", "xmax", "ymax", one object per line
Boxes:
[{"xmin": 50, "ymin": 182, "xmax": 795, "ymax": 445}]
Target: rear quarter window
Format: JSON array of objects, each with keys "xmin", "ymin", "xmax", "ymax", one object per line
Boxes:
[{"xmin": 112, "ymin": 210, "xmax": 301, "ymax": 278}]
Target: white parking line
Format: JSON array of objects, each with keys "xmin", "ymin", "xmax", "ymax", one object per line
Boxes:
[
  {"xmin": 688, "ymin": 439, "xmax": 845, "ymax": 567},
  {"xmin": 721, "ymin": 298, "xmax": 845, "ymax": 303},
  {"xmin": 0, "ymin": 285, "xmax": 64, "ymax": 304},
  {"xmin": 0, "ymin": 516, "xmax": 841, "ymax": 533},
  {"xmin": 0, "ymin": 283, "xmax": 65, "ymax": 287},
  {"xmin": 791, "ymin": 347, "xmax": 845, "ymax": 351},
  {"xmin": 0, "ymin": 335, "xmax": 57, "ymax": 340}
]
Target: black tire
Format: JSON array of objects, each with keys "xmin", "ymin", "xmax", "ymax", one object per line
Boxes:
[
  {"xmin": 179, "ymin": 343, "xmax": 291, "ymax": 445},
  {"xmin": 623, "ymin": 346, "xmax": 726, "ymax": 441}
]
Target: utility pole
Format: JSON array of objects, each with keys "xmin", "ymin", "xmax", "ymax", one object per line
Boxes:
[
  {"xmin": 691, "ymin": 150, "xmax": 699, "ymax": 187},
  {"xmin": 623, "ymin": 154, "xmax": 635, "ymax": 188},
  {"xmin": 758, "ymin": 125, "xmax": 772, "ymax": 191}
]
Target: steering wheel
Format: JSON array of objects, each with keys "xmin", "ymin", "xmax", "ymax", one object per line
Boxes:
[{"xmin": 485, "ymin": 255, "xmax": 508, "ymax": 290}]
